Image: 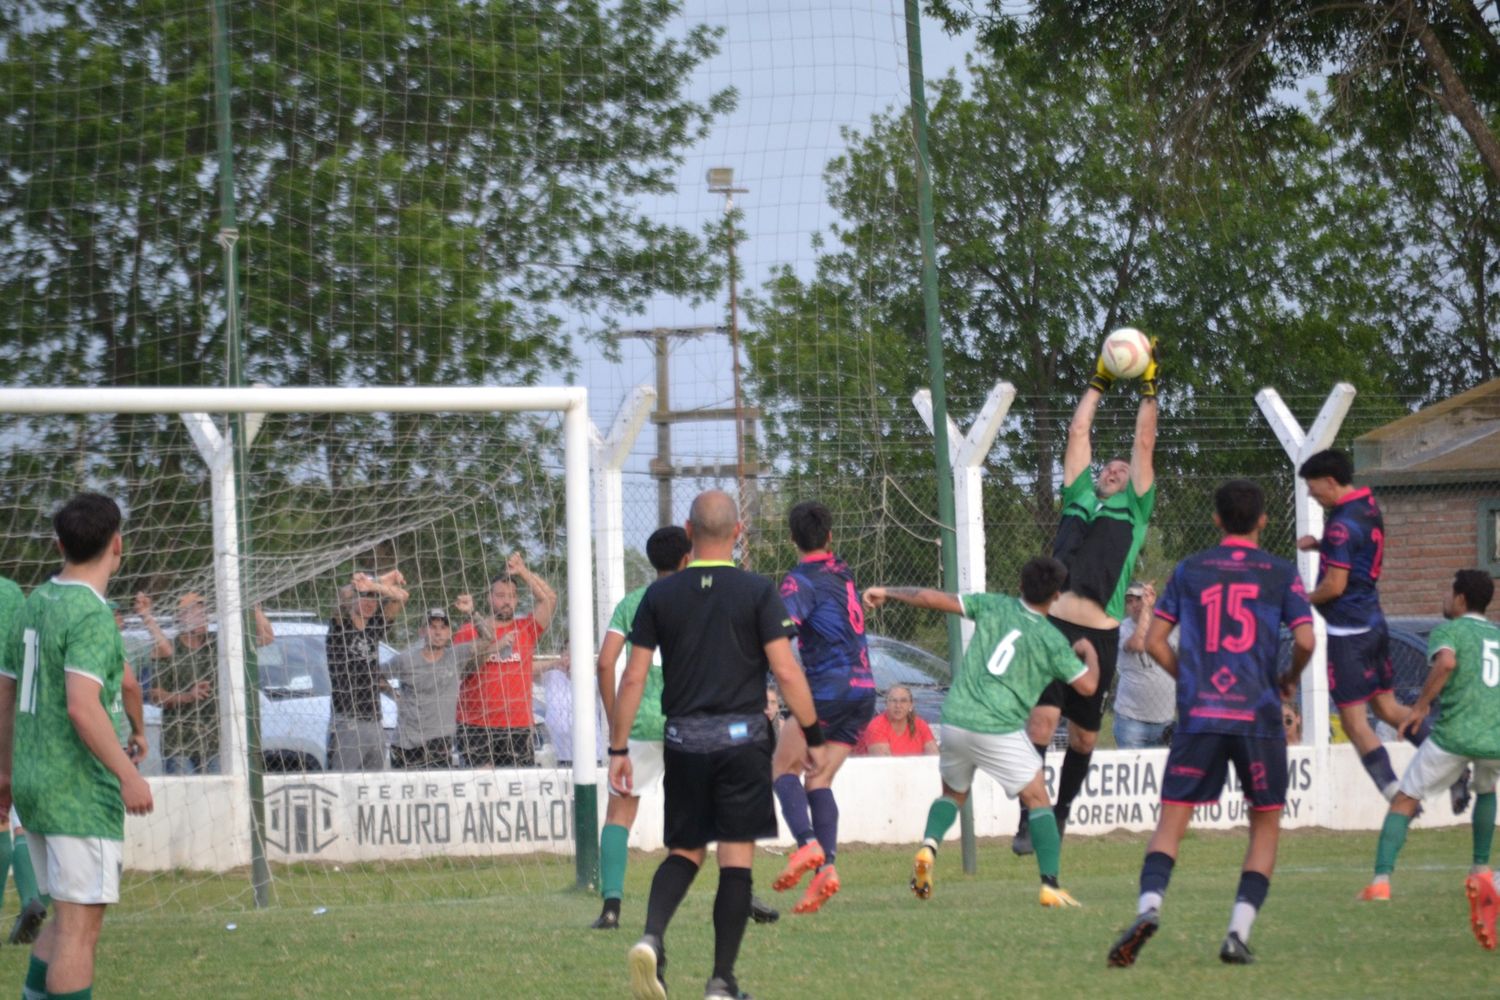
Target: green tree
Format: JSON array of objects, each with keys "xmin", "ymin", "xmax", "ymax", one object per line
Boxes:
[
  {"xmin": 746, "ymin": 40, "xmax": 1417, "ymax": 601},
  {"xmin": 0, "ymin": 0, "xmax": 732, "ymax": 593}
]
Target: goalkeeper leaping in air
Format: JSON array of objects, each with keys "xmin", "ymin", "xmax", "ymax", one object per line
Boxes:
[{"xmin": 1014, "ymin": 335, "xmax": 1159, "ymax": 854}]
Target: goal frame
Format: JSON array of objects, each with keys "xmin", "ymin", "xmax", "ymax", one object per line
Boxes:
[{"xmin": 0, "ymin": 386, "xmax": 599, "ymax": 891}]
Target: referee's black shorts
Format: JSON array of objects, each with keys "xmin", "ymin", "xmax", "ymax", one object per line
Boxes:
[
  {"xmin": 663, "ymin": 741, "xmax": 777, "ymax": 849},
  {"xmin": 1035, "ymin": 616, "xmax": 1119, "ymax": 732}
]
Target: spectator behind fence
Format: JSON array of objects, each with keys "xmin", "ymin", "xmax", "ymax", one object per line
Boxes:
[
  {"xmin": 1283, "ymin": 698, "xmax": 1303, "ymax": 745},
  {"xmin": 327, "ymin": 570, "xmax": 408, "ymax": 771},
  {"xmin": 766, "ymin": 686, "xmax": 784, "ymax": 735},
  {"xmin": 145, "ymin": 590, "xmax": 275, "ymax": 775},
  {"xmin": 383, "ymin": 605, "xmax": 493, "ymax": 769},
  {"xmin": 857, "ymin": 685, "xmax": 937, "ymax": 756},
  {"xmin": 1113, "ymin": 581, "xmax": 1177, "ymax": 750},
  {"xmin": 453, "ymin": 553, "xmax": 557, "ymax": 767},
  {"xmin": 541, "ymin": 643, "xmax": 606, "ymax": 766}
]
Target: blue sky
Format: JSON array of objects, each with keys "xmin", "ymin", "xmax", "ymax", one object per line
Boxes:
[{"xmin": 559, "ymin": 1, "xmax": 976, "ymax": 531}]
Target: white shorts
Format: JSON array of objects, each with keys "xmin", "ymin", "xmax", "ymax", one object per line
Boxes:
[
  {"xmin": 621, "ymin": 739, "xmax": 665, "ymax": 796},
  {"xmin": 938, "ymin": 726, "xmax": 1042, "ymax": 798},
  {"xmin": 26, "ymin": 832, "xmax": 122, "ymax": 905},
  {"xmin": 1398, "ymin": 739, "xmax": 1500, "ymax": 801}
]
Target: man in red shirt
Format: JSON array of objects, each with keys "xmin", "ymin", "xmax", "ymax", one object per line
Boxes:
[{"xmin": 452, "ymin": 553, "xmax": 557, "ymax": 767}]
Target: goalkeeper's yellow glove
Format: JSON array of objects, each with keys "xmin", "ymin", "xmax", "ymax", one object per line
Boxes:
[
  {"xmin": 1088, "ymin": 354, "xmax": 1116, "ymax": 395},
  {"xmin": 1141, "ymin": 338, "xmax": 1160, "ymax": 398}
]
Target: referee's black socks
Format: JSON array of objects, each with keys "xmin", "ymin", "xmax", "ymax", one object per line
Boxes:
[
  {"xmin": 644, "ymin": 853, "xmax": 699, "ymax": 941},
  {"xmin": 712, "ymin": 867, "xmax": 753, "ymax": 986}
]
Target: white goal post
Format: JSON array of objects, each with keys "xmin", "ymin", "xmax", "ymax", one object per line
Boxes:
[{"xmin": 0, "ymin": 386, "xmax": 598, "ymax": 885}]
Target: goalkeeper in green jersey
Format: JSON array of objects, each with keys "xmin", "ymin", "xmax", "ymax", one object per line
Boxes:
[
  {"xmin": 0, "ymin": 493, "xmax": 155, "ymax": 1000},
  {"xmin": 863, "ymin": 556, "xmax": 1099, "ymax": 908},
  {"xmin": 1360, "ymin": 569, "xmax": 1500, "ymax": 951}
]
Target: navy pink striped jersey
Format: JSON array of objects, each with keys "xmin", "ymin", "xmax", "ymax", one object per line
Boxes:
[
  {"xmin": 1154, "ymin": 539, "xmax": 1313, "ymax": 739},
  {"xmin": 1316, "ymin": 486, "xmax": 1385, "ymax": 630},
  {"xmin": 779, "ymin": 553, "xmax": 874, "ymax": 702}
]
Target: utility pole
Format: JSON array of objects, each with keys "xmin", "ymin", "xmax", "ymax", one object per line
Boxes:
[
  {"xmin": 706, "ymin": 167, "xmax": 758, "ymax": 565},
  {"xmin": 619, "ymin": 326, "xmax": 761, "ymax": 528}
]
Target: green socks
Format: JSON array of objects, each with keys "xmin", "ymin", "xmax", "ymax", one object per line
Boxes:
[
  {"xmin": 600, "ymin": 823, "xmax": 629, "ymax": 901},
  {"xmin": 1374, "ymin": 811, "xmax": 1412, "ymax": 876},
  {"xmin": 0, "ymin": 829, "xmax": 11, "ymax": 912},
  {"xmin": 46, "ymin": 989, "xmax": 91, "ymax": 1000},
  {"xmin": 11, "ymin": 836, "xmax": 39, "ymax": 907},
  {"xmin": 1030, "ymin": 807, "xmax": 1061, "ymax": 881},
  {"xmin": 1473, "ymin": 792, "xmax": 1496, "ymax": 867},
  {"xmin": 922, "ymin": 797, "xmax": 960, "ymax": 845},
  {"xmin": 22, "ymin": 955, "xmax": 46, "ymax": 1000}
]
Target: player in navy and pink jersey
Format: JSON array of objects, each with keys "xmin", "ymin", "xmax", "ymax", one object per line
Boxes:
[
  {"xmin": 1109, "ymin": 479, "xmax": 1314, "ymax": 968},
  {"xmin": 1296, "ymin": 448, "xmax": 1442, "ymax": 806},
  {"xmin": 770, "ymin": 501, "xmax": 877, "ymax": 915}
]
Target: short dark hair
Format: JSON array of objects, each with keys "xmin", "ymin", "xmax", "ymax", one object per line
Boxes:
[
  {"xmin": 1214, "ymin": 479, "xmax": 1265, "ymax": 535},
  {"xmin": 1453, "ymin": 569, "xmax": 1495, "ymax": 613},
  {"xmin": 489, "ymin": 573, "xmax": 517, "ymax": 589},
  {"xmin": 54, "ymin": 492, "xmax": 122, "ymax": 564},
  {"xmin": 1298, "ymin": 448, "xmax": 1354, "ymax": 485},
  {"xmin": 645, "ymin": 526, "xmax": 691, "ymax": 572},
  {"xmin": 1019, "ymin": 556, "xmax": 1068, "ymax": 605},
  {"xmin": 788, "ymin": 501, "xmax": 833, "ymax": 553}
]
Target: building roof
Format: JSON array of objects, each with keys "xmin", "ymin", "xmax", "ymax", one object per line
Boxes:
[{"xmin": 1354, "ymin": 378, "xmax": 1500, "ymax": 487}]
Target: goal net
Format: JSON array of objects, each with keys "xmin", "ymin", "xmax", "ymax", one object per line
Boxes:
[{"xmin": 0, "ymin": 388, "xmax": 596, "ymax": 911}]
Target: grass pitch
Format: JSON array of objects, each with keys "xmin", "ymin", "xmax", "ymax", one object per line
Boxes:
[{"xmin": 1, "ymin": 827, "xmax": 1494, "ymax": 998}]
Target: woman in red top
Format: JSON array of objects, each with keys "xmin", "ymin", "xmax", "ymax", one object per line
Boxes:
[{"xmin": 859, "ymin": 685, "xmax": 937, "ymax": 756}]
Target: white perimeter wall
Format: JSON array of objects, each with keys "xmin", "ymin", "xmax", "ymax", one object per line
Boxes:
[{"xmin": 124, "ymin": 742, "xmax": 1452, "ymax": 872}]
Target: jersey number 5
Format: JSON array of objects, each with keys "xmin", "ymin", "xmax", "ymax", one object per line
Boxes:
[
  {"xmin": 986, "ymin": 629, "xmax": 1023, "ymax": 676},
  {"xmin": 1483, "ymin": 639, "xmax": 1500, "ymax": 688},
  {"xmin": 1200, "ymin": 583, "xmax": 1260, "ymax": 654}
]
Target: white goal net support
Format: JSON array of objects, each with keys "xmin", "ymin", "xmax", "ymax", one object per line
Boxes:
[{"xmin": 0, "ymin": 386, "xmax": 598, "ymax": 910}]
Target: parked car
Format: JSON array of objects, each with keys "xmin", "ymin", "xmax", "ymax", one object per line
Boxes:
[{"xmin": 127, "ymin": 612, "xmax": 398, "ymax": 773}]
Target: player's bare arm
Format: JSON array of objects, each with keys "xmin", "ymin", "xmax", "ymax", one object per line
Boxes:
[
  {"xmin": 508, "ymin": 552, "xmax": 558, "ymax": 630},
  {"xmin": 122, "ymin": 663, "xmax": 148, "ymax": 762},
  {"xmin": 1278, "ymin": 622, "xmax": 1316, "ymax": 700},
  {"xmin": 595, "ymin": 630, "xmax": 626, "ymax": 720},
  {"xmin": 1304, "ymin": 565, "xmax": 1349, "ymax": 605},
  {"xmin": 65, "ymin": 673, "xmax": 153, "ymax": 815},
  {"xmin": 1401, "ymin": 647, "xmax": 1456, "ymax": 739},
  {"xmin": 1131, "ymin": 395, "xmax": 1157, "ymax": 496},
  {"xmin": 1062, "ymin": 387, "xmax": 1104, "ymax": 488},
  {"xmin": 1070, "ymin": 638, "xmax": 1101, "ymax": 697},
  {"xmin": 254, "ymin": 603, "xmax": 276, "ymax": 648},
  {"xmin": 765, "ymin": 635, "xmax": 830, "ymax": 780},
  {"xmin": 861, "ymin": 586, "xmax": 963, "ymax": 616},
  {"xmin": 607, "ymin": 643, "xmax": 655, "ymax": 795},
  {"xmin": 1145, "ymin": 616, "xmax": 1178, "ymax": 678}
]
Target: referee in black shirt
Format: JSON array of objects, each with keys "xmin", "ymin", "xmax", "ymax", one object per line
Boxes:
[{"xmin": 610, "ymin": 490, "xmax": 828, "ymax": 1000}]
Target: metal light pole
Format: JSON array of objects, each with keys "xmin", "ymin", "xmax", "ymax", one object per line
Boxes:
[{"xmin": 707, "ymin": 167, "xmax": 753, "ymax": 564}]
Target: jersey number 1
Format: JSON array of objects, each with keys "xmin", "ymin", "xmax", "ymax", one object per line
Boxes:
[{"xmin": 18, "ymin": 628, "xmax": 39, "ymax": 715}]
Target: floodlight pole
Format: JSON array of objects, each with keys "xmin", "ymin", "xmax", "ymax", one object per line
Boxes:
[
  {"xmin": 1256, "ymin": 382, "xmax": 1356, "ymax": 828},
  {"xmin": 903, "ymin": 1, "xmax": 974, "ymax": 874}
]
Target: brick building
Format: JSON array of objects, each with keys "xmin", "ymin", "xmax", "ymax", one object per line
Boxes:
[{"xmin": 1353, "ymin": 379, "xmax": 1500, "ymax": 617}]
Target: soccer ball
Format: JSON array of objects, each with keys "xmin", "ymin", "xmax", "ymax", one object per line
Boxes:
[{"xmin": 1100, "ymin": 327, "xmax": 1152, "ymax": 379}]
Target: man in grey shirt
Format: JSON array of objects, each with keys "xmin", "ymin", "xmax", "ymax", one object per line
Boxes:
[
  {"xmin": 1112, "ymin": 581, "xmax": 1176, "ymax": 749},
  {"xmin": 385, "ymin": 603, "xmax": 493, "ymax": 769}
]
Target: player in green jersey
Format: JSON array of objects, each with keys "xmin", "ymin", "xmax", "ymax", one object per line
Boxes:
[
  {"xmin": 0, "ymin": 493, "xmax": 154, "ymax": 1000},
  {"xmin": 1360, "ymin": 569, "xmax": 1500, "ymax": 950},
  {"xmin": 591, "ymin": 526, "xmax": 693, "ymax": 930},
  {"xmin": 0, "ymin": 575, "xmax": 49, "ymax": 946},
  {"xmin": 863, "ymin": 556, "xmax": 1099, "ymax": 907}
]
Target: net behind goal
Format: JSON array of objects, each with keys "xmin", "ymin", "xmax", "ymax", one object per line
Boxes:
[{"xmin": 0, "ymin": 387, "xmax": 596, "ymax": 911}]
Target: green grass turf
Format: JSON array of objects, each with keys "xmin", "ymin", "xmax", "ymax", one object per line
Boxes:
[{"xmin": 1, "ymin": 827, "xmax": 1494, "ymax": 998}]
